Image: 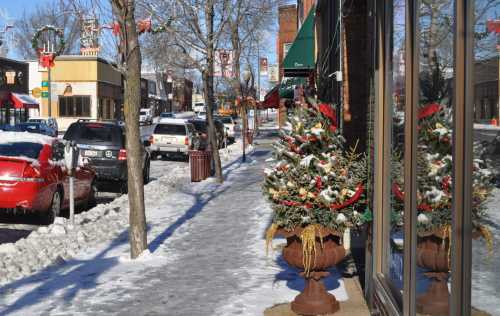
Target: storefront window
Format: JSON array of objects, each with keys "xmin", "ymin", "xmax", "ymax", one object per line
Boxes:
[
  {"xmin": 471, "ymin": 1, "xmax": 499, "ymax": 314},
  {"xmin": 59, "ymin": 95, "xmax": 91, "ymax": 117}
]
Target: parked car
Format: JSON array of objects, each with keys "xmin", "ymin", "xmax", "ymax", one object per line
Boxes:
[
  {"xmin": 63, "ymin": 120, "xmax": 150, "ymax": 193},
  {"xmin": 139, "ymin": 108, "xmax": 153, "ymax": 125},
  {"xmin": 16, "ymin": 122, "xmax": 58, "ymax": 137},
  {"xmin": 27, "ymin": 117, "xmax": 58, "ymax": 134},
  {"xmin": 149, "ymin": 121, "xmax": 197, "ymax": 160},
  {"xmin": 188, "ymin": 118, "xmax": 225, "ymax": 149},
  {"xmin": 214, "ymin": 115, "xmax": 237, "ymax": 141},
  {"xmin": 0, "ymin": 132, "xmax": 96, "ymax": 224}
]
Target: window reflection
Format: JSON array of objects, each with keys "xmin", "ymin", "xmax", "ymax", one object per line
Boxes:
[{"xmin": 471, "ymin": 1, "xmax": 499, "ymax": 314}]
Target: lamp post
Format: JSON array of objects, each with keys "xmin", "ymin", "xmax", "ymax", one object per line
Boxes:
[{"xmin": 242, "ymin": 67, "xmax": 251, "ymax": 162}]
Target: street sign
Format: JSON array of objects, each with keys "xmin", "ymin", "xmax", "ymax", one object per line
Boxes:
[
  {"xmin": 42, "ymin": 91, "xmax": 49, "ymax": 98},
  {"xmin": 41, "ymin": 81, "xmax": 49, "ymax": 87}
]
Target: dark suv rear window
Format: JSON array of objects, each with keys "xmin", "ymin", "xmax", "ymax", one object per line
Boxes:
[
  {"xmin": 64, "ymin": 123, "xmax": 124, "ymax": 146},
  {"xmin": 154, "ymin": 124, "xmax": 186, "ymax": 135}
]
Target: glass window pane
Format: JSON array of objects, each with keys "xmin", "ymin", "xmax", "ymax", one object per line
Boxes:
[
  {"xmin": 387, "ymin": 0, "xmax": 406, "ymax": 303},
  {"xmin": 471, "ymin": 2, "xmax": 499, "ymax": 314},
  {"xmin": 415, "ymin": 1, "xmax": 454, "ymax": 314}
]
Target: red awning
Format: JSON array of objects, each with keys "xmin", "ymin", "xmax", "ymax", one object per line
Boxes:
[
  {"xmin": 10, "ymin": 93, "xmax": 39, "ymax": 109},
  {"xmin": 259, "ymin": 85, "xmax": 280, "ymax": 109}
]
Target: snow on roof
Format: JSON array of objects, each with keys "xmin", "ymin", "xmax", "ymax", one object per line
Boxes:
[{"xmin": 0, "ymin": 131, "xmax": 54, "ymax": 145}]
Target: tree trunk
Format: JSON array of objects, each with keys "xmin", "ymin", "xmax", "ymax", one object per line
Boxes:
[
  {"xmin": 112, "ymin": 0, "xmax": 147, "ymax": 259},
  {"xmin": 204, "ymin": 0, "xmax": 223, "ymax": 183}
]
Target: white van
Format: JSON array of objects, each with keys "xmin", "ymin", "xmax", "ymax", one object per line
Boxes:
[{"xmin": 139, "ymin": 108, "xmax": 153, "ymax": 125}]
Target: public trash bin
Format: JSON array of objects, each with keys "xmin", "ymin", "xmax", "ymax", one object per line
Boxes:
[{"xmin": 189, "ymin": 150, "xmax": 212, "ymax": 182}]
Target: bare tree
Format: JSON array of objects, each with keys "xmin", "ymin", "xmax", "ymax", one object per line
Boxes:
[
  {"xmin": 13, "ymin": 0, "xmax": 81, "ymax": 59},
  {"xmin": 110, "ymin": 0, "xmax": 147, "ymax": 259},
  {"xmin": 140, "ymin": 0, "xmax": 232, "ymax": 183}
]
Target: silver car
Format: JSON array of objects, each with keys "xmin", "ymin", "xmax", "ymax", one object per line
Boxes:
[{"xmin": 149, "ymin": 121, "xmax": 197, "ymax": 160}]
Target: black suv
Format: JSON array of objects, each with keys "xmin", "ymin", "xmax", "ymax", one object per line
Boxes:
[
  {"xmin": 63, "ymin": 120, "xmax": 150, "ymax": 193},
  {"xmin": 188, "ymin": 118, "xmax": 225, "ymax": 149}
]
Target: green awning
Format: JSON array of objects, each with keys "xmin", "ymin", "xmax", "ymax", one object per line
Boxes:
[
  {"xmin": 279, "ymin": 77, "xmax": 307, "ymax": 99},
  {"xmin": 282, "ymin": 6, "xmax": 316, "ymax": 77}
]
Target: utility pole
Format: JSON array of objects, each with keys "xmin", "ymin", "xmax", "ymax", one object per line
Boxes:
[{"xmin": 256, "ymin": 40, "xmax": 260, "ymax": 134}]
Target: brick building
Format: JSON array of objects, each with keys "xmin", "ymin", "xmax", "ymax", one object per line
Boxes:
[{"xmin": 278, "ymin": 5, "xmax": 298, "ymax": 81}]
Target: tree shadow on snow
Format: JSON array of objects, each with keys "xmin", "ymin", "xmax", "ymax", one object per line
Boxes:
[{"xmin": 0, "ymin": 229, "xmax": 132, "ymax": 315}]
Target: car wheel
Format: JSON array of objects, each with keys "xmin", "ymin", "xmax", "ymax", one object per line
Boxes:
[
  {"xmin": 86, "ymin": 181, "xmax": 98, "ymax": 210},
  {"xmin": 120, "ymin": 180, "xmax": 128, "ymax": 194},
  {"xmin": 44, "ymin": 191, "xmax": 61, "ymax": 225},
  {"xmin": 143, "ymin": 160, "xmax": 150, "ymax": 184},
  {"xmin": 151, "ymin": 152, "xmax": 158, "ymax": 161}
]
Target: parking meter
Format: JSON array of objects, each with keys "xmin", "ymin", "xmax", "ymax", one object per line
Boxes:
[
  {"xmin": 64, "ymin": 141, "xmax": 78, "ymax": 224},
  {"xmin": 64, "ymin": 141, "xmax": 79, "ymax": 174}
]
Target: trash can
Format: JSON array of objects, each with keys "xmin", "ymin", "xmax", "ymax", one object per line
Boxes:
[{"xmin": 189, "ymin": 150, "xmax": 212, "ymax": 182}]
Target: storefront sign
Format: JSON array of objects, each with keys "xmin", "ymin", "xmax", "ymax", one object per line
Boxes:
[
  {"xmin": 32, "ymin": 87, "xmax": 41, "ymax": 98},
  {"xmin": 41, "ymin": 81, "xmax": 49, "ymax": 87},
  {"xmin": 41, "ymin": 91, "xmax": 49, "ymax": 98},
  {"xmin": 268, "ymin": 64, "xmax": 279, "ymax": 83}
]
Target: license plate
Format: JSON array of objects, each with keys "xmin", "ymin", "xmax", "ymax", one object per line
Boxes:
[
  {"xmin": 84, "ymin": 150, "xmax": 99, "ymax": 157},
  {"xmin": 162, "ymin": 137, "xmax": 176, "ymax": 143}
]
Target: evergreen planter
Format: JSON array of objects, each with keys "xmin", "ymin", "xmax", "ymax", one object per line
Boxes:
[
  {"xmin": 278, "ymin": 227, "xmax": 346, "ymax": 315},
  {"xmin": 416, "ymin": 230, "xmax": 450, "ymax": 316}
]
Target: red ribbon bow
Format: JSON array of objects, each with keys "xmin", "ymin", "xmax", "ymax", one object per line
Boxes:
[
  {"xmin": 418, "ymin": 103, "xmax": 441, "ymax": 120},
  {"xmin": 137, "ymin": 19, "xmax": 152, "ymax": 34},
  {"xmin": 318, "ymin": 103, "xmax": 337, "ymax": 132},
  {"xmin": 39, "ymin": 54, "xmax": 55, "ymax": 68},
  {"xmin": 112, "ymin": 22, "xmax": 121, "ymax": 35},
  {"xmin": 330, "ymin": 184, "xmax": 364, "ymax": 210}
]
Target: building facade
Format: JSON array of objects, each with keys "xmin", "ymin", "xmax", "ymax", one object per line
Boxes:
[
  {"xmin": 278, "ymin": 5, "xmax": 298, "ymax": 81},
  {"xmin": 29, "ymin": 56, "xmax": 122, "ymax": 130}
]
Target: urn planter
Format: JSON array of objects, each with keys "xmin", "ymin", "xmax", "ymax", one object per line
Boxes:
[
  {"xmin": 416, "ymin": 231, "xmax": 450, "ymax": 316},
  {"xmin": 278, "ymin": 227, "xmax": 346, "ymax": 315}
]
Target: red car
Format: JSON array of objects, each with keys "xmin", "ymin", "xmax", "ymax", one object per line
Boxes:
[{"xmin": 0, "ymin": 132, "xmax": 96, "ymax": 224}]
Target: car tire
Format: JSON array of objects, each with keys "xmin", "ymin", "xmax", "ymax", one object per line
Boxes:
[
  {"xmin": 86, "ymin": 181, "xmax": 98, "ymax": 210},
  {"xmin": 143, "ymin": 160, "xmax": 150, "ymax": 184},
  {"xmin": 44, "ymin": 190, "xmax": 61, "ymax": 225},
  {"xmin": 120, "ymin": 180, "xmax": 128, "ymax": 194},
  {"xmin": 151, "ymin": 152, "xmax": 158, "ymax": 161}
]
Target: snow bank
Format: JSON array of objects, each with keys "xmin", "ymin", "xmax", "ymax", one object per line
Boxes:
[
  {"xmin": 0, "ymin": 166, "xmax": 187, "ymax": 286},
  {"xmin": 0, "ymin": 131, "xmax": 54, "ymax": 145}
]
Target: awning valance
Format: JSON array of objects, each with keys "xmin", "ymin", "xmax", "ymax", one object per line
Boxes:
[
  {"xmin": 11, "ymin": 93, "xmax": 39, "ymax": 109},
  {"xmin": 259, "ymin": 85, "xmax": 280, "ymax": 109},
  {"xmin": 282, "ymin": 6, "xmax": 316, "ymax": 77}
]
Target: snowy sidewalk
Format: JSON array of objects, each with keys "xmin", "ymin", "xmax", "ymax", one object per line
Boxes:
[{"xmin": 0, "ymin": 127, "xmax": 352, "ymax": 316}]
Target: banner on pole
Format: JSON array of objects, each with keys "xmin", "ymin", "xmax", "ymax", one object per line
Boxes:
[
  {"xmin": 80, "ymin": 17, "xmax": 100, "ymax": 56},
  {"xmin": 268, "ymin": 64, "xmax": 279, "ymax": 83},
  {"xmin": 214, "ymin": 49, "xmax": 234, "ymax": 78},
  {"xmin": 259, "ymin": 57, "xmax": 268, "ymax": 76}
]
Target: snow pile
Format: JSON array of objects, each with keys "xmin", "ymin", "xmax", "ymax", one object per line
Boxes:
[
  {"xmin": 0, "ymin": 165, "xmax": 188, "ymax": 286},
  {"xmin": 0, "ymin": 131, "xmax": 54, "ymax": 145}
]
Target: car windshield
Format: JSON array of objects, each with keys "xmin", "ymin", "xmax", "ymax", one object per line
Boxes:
[
  {"xmin": 140, "ymin": 110, "xmax": 147, "ymax": 115},
  {"xmin": 28, "ymin": 119, "xmax": 44, "ymax": 123},
  {"xmin": 154, "ymin": 124, "xmax": 186, "ymax": 135},
  {"xmin": 160, "ymin": 113, "xmax": 174, "ymax": 118},
  {"xmin": 0, "ymin": 142, "xmax": 43, "ymax": 159},
  {"xmin": 18, "ymin": 123, "xmax": 42, "ymax": 132},
  {"xmin": 64, "ymin": 123, "xmax": 124, "ymax": 146}
]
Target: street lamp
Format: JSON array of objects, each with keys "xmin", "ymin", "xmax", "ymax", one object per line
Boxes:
[{"xmin": 242, "ymin": 67, "xmax": 252, "ymax": 163}]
